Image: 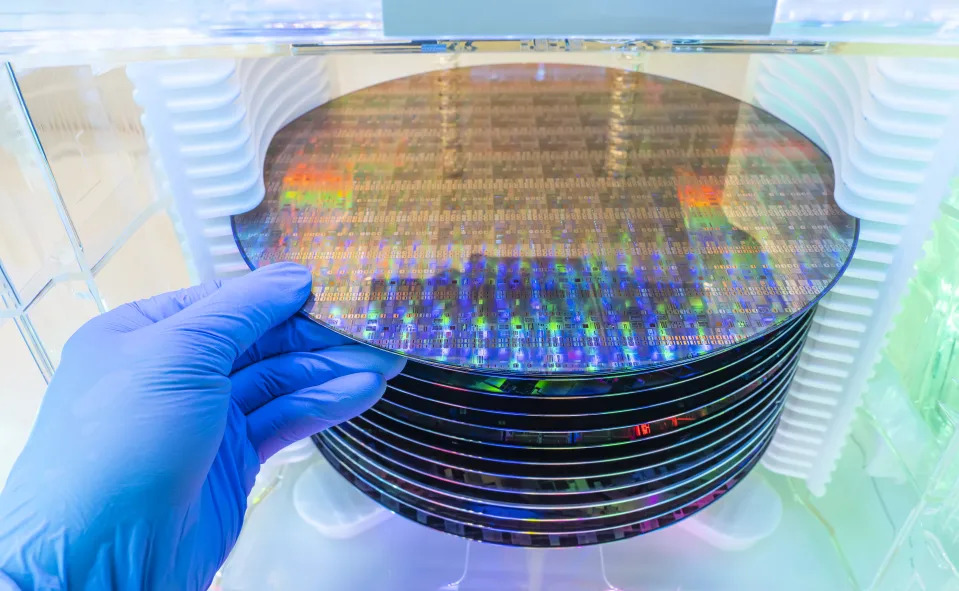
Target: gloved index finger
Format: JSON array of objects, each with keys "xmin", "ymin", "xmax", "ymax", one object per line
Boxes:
[
  {"xmin": 163, "ymin": 262, "xmax": 314, "ymax": 373},
  {"xmin": 132, "ymin": 280, "xmax": 224, "ymax": 322},
  {"xmin": 79, "ymin": 280, "xmax": 225, "ymax": 334},
  {"xmin": 232, "ymin": 314, "xmax": 355, "ymax": 372}
]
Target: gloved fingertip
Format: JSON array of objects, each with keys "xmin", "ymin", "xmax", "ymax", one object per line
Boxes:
[
  {"xmin": 281, "ymin": 371, "xmax": 386, "ymax": 429},
  {"xmin": 379, "ymin": 351, "xmax": 407, "ymax": 380},
  {"xmin": 322, "ymin": 371, "xmax": 387, "ymax": 418},
  {"xmin": 303, "ymin": 346, "xmax": 406, "ymax": 382},
  {"xmin": 253, "ymin": 262, "xmax": 314, "ymax": 296}
]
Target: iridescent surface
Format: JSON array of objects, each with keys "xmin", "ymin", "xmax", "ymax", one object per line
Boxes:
[
  {"xmin": 385, "ymin": 313, "xmax": 808, "ymax": 419},
  {"xmin": 233, "ymin": 63, "xmax": 857, "ymax": 374},
  {"xmin": 396, "ymin": 305, "xmax": 809, "ymax": 398}
]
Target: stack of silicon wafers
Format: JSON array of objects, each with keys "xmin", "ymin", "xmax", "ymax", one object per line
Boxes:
[
  {"xmin": 314, "ymin": 309, "xmax": 811, "ymax": 547},
  {"xmin": 232, "ymin": 63, "xmax": 858, "ymax": 546}
]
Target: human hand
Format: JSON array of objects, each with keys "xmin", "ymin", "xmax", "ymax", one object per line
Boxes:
[{"xmin": 0, "ymin": 263, "xmax": 404, "ymax": 591}]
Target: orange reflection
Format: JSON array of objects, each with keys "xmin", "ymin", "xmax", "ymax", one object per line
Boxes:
[{"xmin": 675, "ymin": 166, "xmax": 722, "ymax": 207}]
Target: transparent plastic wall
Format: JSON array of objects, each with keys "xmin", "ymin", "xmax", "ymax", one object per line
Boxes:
[
  {"xmin": 780, "ymin": 182, "xmax": 959, "ymax": 590},
  {"xmin": 1, "ymin": 50, "xmax": 958, "ymax": 590},
  {"xmin": 0, "ymin": 64, "xmax": 193, "ymax": 482}
]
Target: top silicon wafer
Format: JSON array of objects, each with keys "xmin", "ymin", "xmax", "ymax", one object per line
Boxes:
[{"xmin": 232, "ymin": 63, "xmax": 857, "ymax": 375}]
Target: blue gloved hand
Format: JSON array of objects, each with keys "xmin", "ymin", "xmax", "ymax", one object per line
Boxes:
[{"xmin": 0, "ymin": 262, "xmax": 404, "ymax": 591}]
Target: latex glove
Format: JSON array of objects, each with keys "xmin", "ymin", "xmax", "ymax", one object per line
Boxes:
[{"xmin": 0, "ymin": 263, "xmax": 404, "ymax": 591}]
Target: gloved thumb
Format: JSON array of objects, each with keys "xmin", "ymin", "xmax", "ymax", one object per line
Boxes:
[{"xmin": 245, "ymin": 372, "xmax": 386, "ymax": 462}]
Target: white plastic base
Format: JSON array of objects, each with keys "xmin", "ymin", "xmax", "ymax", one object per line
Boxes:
[
  {"xmin": 221, "ymin": 449, "xmax": 852, "ymax": 591},
  {"xmin": 677, "ymin": 471, "xmax": 783, "ymax": 552},
  {"xmin": 293, "ymin": 459, "xmax": 394, "ymax": 539}
]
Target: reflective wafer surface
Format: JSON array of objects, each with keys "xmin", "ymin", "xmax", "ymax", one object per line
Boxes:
[{"xmin": 233, "ymin": 63, "xmax": 857, "ymax": 374}]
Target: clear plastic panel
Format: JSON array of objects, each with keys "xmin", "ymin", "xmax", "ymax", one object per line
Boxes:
[
  {"xmin": 0, "ymin": 65, "xmax": 82, "ymax": 310},
  {"xmin": 0, "ymin": 62, "xmax": 193, "ymax": 368},
  {"xmin": 0, "ymin": 319, "xmax": 46, "ymax": 485},
  {"xmin": 857, "ymin": 176, "xmax": 959, "ymax": 589},
  {"xmin": 93, "ymin": 210, "xmax": 191, "ymax": 309},
  {"xmin": 14, "ymin": 65, "xmax": 165, "ymax": 270},
  {"xmin": 23, "ymin": 279, "xmax": 100, "ymax": 368},
  {"xmin": 782, "ymin": 175, "xmax": 959, "ymax": 590}
]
